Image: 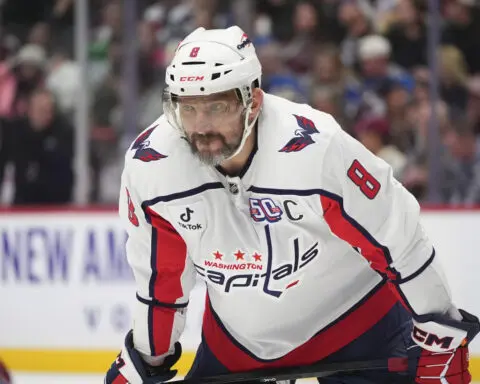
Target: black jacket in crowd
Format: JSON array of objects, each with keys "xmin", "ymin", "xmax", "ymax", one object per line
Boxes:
[{"xmin": 4, "ymin": 115, "xmax": 74, "ymax": 205}]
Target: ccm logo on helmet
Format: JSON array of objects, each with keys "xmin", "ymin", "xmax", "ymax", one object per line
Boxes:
[{"xmin": 180, "ymin": 76, "xmax": 205, "ymax": 82}]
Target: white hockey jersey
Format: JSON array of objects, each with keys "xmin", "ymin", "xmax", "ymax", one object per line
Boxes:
[{"xmin": 119, "ymin": 92, "xmax": 454, "ymax": 372}]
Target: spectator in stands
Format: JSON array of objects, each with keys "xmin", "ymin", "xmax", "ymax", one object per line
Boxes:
[
  {"xmin": 308, "ymin": 44, "xmax": 358, "ymax": 120},
  {"xmin": 0, "ymin": 119, "xmax": 10, "ymax": 195},
  {"xmin": 134, "ymin": 51, "xmax": 165, "ymax": 133},
  {"xmin": 257, "ymin": 0, "xmax": 343, "ymax": 45},
  {"xmin": 27, "ymin": 22, "xmax": 52, "ymax": 54},
  {"xmin": 467, "ymin": 76, "xmax": 480, "ymax": 135},
  {"xmin": 163, "ymin": 0, "xmax": 223, "ymax": 43},
  {"xmin": 24, "ymin": 1, "xmax": 74, "ymax": 51},
  {"xmin": 384, "ymin": 0, "xmax": 428, "ymax": 70},
  {"xmin": 0, "ymin": 59, "xmax": 17, "ymax": 120},
  {"xmin": 309, "ymin": 45, "xmax": 350, "ymax": 95},
  {"xmin": 311, "ymin": 86, "xmax": 340, "ymax": 117},
  {"xmin": 442, "ymin": 119, "xmax": 480, "ymax": 205},
  {"xmin": 402, "ymin": 100, "xmax": 452, "ymax": 201},
  {"xmin": 9, "ymin": 88, "xmax": 74, "ymax": 205},
  {"xmin": 359, "ymin": 34, "xmax": 414, "ymax": 92},
  {"xmin": 0, "ymin": 44, "xmax": 46, "ymax": 120},
  {"xmin": 409, "ymin": 100, "xmax": 451, "ymax": 162},
  {"xmin": 256, "ymin": 40, "xmax": 293, "ymax": 94},
  {"xmin": 49, "ymin": 0, "xmax": 75, "ymax": 36},
  {"xmin": 89, "ymin": 0, "xmax": 123, "ymax": 60},
  {"xmin": 438, "ymin": 45, "xmax": 469, "ymax": 112},
  {"xmin": 138, "ymin": 20, "xmax": 165, "ymax": 72},
  {"xmin": 337, "ymin": 0, "xmax": 373, "ymax": 69},
  {"xmin": 354, "ymin": 116, "xmax": 407, "ymax": 179},
  {"xmin": 411, "ymin": 66, "xmax": 430, "ymax": 104},
  {"xmin": 256, "ymin": 38, "xmax": 306, "ymax": 101},
  {"xmin": 384, "ymin": 82, "xmax": 414, "ymax": 153},
  {"xmin": 282, "ymin": 1, "xmax": 323, "ymax": 74},
  {"xmin": 311, "ymin": 86, "xmax": 351, "ymax": 133},
  {"xmin": 368, "ymin": 0, "xmax": 399, "ymax": 33},
  {"xmin": 268, "ymin": 75, "xmax": 306, "ymax": 102},
  {"xmin": 255, "ymin": 0, "xmax": 297, "ymax": 43},
  {"xmin": 345, "ymin": 34, "xmax": 414, "ymax": 120},
  {"xmin": 90, "ymin": 49, "xmax": 121, "ymax": 203},
  {"xmin": 46, "ymin": 49, "xmax": 80, "ymax": 120},
  {"xmin": 442, "ymin": 0, "xmax": 480, "ymax": 74}
]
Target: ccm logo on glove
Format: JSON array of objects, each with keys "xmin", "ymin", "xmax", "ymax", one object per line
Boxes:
[{"xmin": 412, "ymin": 326, "xmax": 454, "ymax": 350}]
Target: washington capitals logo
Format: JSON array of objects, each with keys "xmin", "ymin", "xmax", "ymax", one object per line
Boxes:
[
  {"xmin": 131, "ymin": 125, "xmax": 167, "ymax": 162},
  {"xmin": 279, "ymin": 114, "xmax": 319, "ymax": 153}
]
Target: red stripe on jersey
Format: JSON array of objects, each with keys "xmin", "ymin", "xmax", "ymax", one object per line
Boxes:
[
  {"xmin": 319, "ymin": 195, "xmax": 412, "ymax": 311},
  {"xmin": 112, "ymin": 374, "xmax": 128, "ymax": 384},
  {"xmin": 149, "ymin": 306, "xmax": 178, "ymax": 356},
  {"xmin": 147, "ymin": 208, "xmax": 188, "ymax": 302},
  {"xmin": 319, "ymin": 195, "xmax": 397, "ymax": 280},
  {"xmin": 146, "ymin": 207, "xmax": 187, "ymax": 356},
  {"xmin": 202, "ymin": 283, "xmax": 397, "ymax": 372}
]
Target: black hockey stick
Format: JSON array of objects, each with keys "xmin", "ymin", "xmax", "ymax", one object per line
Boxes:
[{"xmin": 171, "ymin": 356, "xmax": 411, "ymax": 383}]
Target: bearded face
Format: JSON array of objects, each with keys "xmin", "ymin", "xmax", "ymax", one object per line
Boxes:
[{"xmin": 178, "ymin": 91, "xmax": 245, "ymax": 165}]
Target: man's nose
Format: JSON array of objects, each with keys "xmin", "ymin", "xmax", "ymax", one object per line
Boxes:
[{"xmin": 191, "ymin": 110, "xmax": 213, "ymax": 132}]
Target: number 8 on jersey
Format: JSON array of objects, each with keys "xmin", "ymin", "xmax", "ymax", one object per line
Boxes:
[{"xmin": 347, "ymin": 159, "xmax": 381, "ymax": 199}]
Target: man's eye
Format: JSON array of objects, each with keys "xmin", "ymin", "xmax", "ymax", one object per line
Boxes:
[
  {"xmin": 210, "ymin": 103, "xmax": 228, "ymax": 113},
  {"xmin": 181, "ymin": 105, "xmax": 195, "ymax": 113}
]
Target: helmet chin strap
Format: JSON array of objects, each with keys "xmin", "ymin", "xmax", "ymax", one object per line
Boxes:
[{"xmin": 224, "ymin": 104, "xmax": 259, "ymax": 161}]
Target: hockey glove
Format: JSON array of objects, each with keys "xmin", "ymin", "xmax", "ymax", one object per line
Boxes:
[
  {"xmin": 408, "ymin": 309, "xmax": 480, "ymax": 384},
  {"xmin": 0, "ymin": 359, "xmax": 11, "ymax": 384},
  {"xmin": 105, "ymin": 330, "xmax": 181, "ymax": 384}
]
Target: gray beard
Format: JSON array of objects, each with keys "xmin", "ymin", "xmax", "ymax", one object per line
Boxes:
[
  {"xmin": 188, "ymin": 134, "xmax": 242, "ymax": 166},
  {"xmin": 191, "ymin": 148, "xmax": 229, "ymax": 166}
]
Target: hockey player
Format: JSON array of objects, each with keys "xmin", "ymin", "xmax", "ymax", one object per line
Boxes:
[{"xmin": 105, "ymin": 26, "xmax": 479, "ymax": 383}]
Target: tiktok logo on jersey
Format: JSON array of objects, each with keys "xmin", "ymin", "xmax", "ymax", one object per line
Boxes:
[
  {"xmin": 168, "ymin": 203, "xmax": 206, "ymax": 232},
  {"xmin": 177, "ymin": 207, "xmax": 202, "ymax": 230},
  {"xmin": 249, "ymin": 198, "xmax": 283, "ymax": 223},
  {"xmin": 194, "ymin": 236, "xmax": 319, "ymax": 298}
]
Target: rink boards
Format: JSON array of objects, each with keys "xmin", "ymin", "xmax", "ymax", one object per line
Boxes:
[{"xmin": 0, "ymin": 208, "xmax": 479, "ymax": 377}]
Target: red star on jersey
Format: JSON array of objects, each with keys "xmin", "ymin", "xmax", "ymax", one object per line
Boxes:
[
  {"xmin": 213, "ymin": 251, "xmax": 223, "ymax": 260},
  {"xmin": 234, "ymin": 250, "xmax": 245, "ymax": 261},
  {"xmin": 252, "ymin": 253, "xmax": 262, "ymax": 262}
]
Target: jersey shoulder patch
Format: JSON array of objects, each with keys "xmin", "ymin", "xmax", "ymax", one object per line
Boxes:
[
  {"xmin": 131, "ymin": 124, "xmax": 167, "ymax": 162},
  {"xmin": 125, "ymin": 118, "xmax": 217, "ymax": 200},
  {"xmin": 279, "ymin": 114, "xmax": 320, "ymax": 153}
]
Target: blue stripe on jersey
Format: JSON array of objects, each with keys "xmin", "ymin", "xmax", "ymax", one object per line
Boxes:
[
  {"xmin": 148, "ymin": 223, "xmax": 159, "ymax": 355},
  {"xmin": 396, "ymin": 248, "xmax": 436, "ymax": 285},
  {"xmin": 149, "ymin": 224, "xmax": 158, "ymax": 303},
  {"xmin": 147, "ymin": 305, "xmax": 156, "ymax": 356},
  {"xmin": 393, "ymin": 248, "xmax": 436, "ymax": 319},
  {"xmin": 136, "ymin": 293, "xmax": 188, "ymax": 308},
  {"xmin": 141, "ymin": 182, "xmax": 225, "ymax": 223}
]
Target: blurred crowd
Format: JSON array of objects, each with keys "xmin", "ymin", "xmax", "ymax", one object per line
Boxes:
[{"xmin": 0, "ymin": 0, "xmax": 480, "ymax": 205}]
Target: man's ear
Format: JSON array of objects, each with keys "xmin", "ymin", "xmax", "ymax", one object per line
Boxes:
[{"xmin": 250, "ymin": 88, "xmax": 263, "ymax": 121}]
